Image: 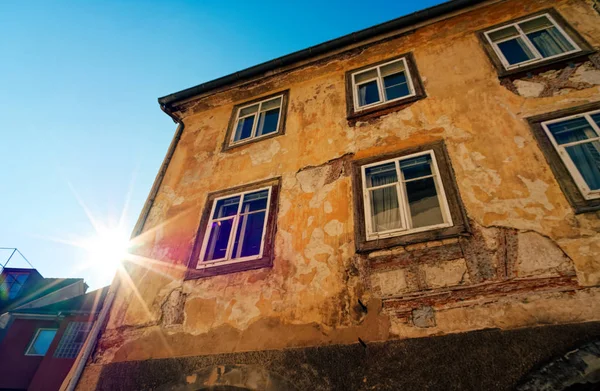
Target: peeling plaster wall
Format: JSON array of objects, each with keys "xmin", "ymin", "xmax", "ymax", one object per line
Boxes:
[
  {"xmin": 506, "ymin": 57, "xmax": 600, "ymax": 98},
  {"xmin": 85, "ymin": 0, "xmax": 600, "ymax": 378}
]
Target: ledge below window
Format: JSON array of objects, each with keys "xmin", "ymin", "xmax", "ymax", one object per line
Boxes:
[
  {"xmin": 496, "ymin": 50, "xmax": 597, "ymax": 80},
  {"xmin": 185, "ymin": 256, "xmax": 273, "ymax": 280},
  {"xmin": 346, "ymin": 93, "xmax": 426, "ymax": 124},
  {"xmin": 356, "ymin": 225, "xmax": 468, "ymax": 254}
]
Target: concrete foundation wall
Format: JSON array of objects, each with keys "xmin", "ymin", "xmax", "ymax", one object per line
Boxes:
[{"xmin": 88, "ymin": 322, "xmax": 600, "ymax": 391}]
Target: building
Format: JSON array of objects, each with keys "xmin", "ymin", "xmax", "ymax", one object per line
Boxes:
[
  {"xmin": 77, "ymin": 0, "xmax": 600, "ymax": 389},
  {"xmin": 0, "ymin": 268, "xmax": 107, "ymax": 391},
  {"xmin": 0, "ymin": 267, "xmax": 88, "ymax": 341}
]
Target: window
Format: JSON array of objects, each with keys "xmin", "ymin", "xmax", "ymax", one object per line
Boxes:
[
  {"xmin": 527, "ymin": 102, "xmax": 600, "ymax": 213},
  {"xmin": 352, "ymin": 141, "xmax": 469, "ymax": 252},
  {"xmin": 541, "ymin": 110, "xmax": 600, "ymax": 200},
  {"xmin": 25, "ymin": 328, "xmax": 57, "ymax": 356},
  {"xmin": 200, "ymin": 188, "xmax": 271, "ymax": 264},
  {"xmin": 478, "ymin": 9, "xmax": 593, "ymax": 76},
  {"xmin": 0, "ymin": 271, "xmax": 29, "ymax": 299},
  {"xmin": 352, "ymin": 57, "xmax": 414, "ymax": 110},
  {"xmin": 361, "ymin": 151, "xmax": 452, "ymax": 240},
  {"xmin": 54, "ymin": 322, "xmax": 93, "ymax": 359},
  {"xmin": 223, "ymin": 91, "xmax": 289, "ymax": 150},
  {"xmin": 345, "ymin": 53, "xmax": 425, "ymax": 120},
  {"xmin": 485, "ymin": 14, "xmax": 579, "ymax": 69},
  {"xmin": 187, "ymin": 178, "xmax": 280, "ymax": 278}
]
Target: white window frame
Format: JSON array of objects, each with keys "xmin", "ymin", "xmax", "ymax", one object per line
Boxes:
[
  {"xmin": 541, "ymin": 109, "xmax": 600, "ymax": 200},
  {"xmin": 198, "ymin": 186, "xmax": 273, "ymax": 269},
  {"xmin": 230, "ymin": 95, "xmax": 284, "ymax": 146},
  {"xmin": 361, "ymin": 150, "xmax": 453, "ymax": 241},
  {"xmin": 484, "ymin": 13, "xmax": 580, "ymax": 70},
  {"xmin": 351, "ymin": 57, "xmax": 416, "ymax": 112},
  {"xmin": 25, "ymin": 328, "xmax": 58, "ymax": 356}
]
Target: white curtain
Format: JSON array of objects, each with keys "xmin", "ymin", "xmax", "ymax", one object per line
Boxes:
[
  {"xmin": 359, "ymin": 85, "xmax": 368, "ymax": 106},
  {"xmin": 552, "ymin": 120, "xmax": 600, "ymax": 191},
  {"xmin": 370, "ymin": 170, "xmax": 402, "ymax": 232},
  {"xmin": 528, "ymin": 27, "xmax": 573, "ymax": 57},
  {"xmin": 567, "ymin": 141, "xmax": 600, "ymax": 191}
]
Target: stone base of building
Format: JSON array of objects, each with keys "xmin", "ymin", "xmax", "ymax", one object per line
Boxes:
[{"xmin": 90, "ymin": 322, "xmax": 600, "ymax": 391}]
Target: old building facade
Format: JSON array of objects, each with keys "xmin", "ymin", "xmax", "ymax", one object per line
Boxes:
[{"xmin": 78, "ymin": 0, "xmax": 600, "ymax": 389}]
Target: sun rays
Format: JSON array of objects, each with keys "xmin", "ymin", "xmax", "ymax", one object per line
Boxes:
[{"xmin": 33, "ymin": 173, "xmax": 186, "ymax": 316}]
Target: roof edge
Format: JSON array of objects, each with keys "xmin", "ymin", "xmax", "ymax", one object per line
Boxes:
[{"xmin": 158, "ymin": 0, "xmax": 487, "ymax": 108}]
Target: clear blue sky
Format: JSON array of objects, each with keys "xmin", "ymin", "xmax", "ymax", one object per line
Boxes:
[{"xmin": 0, "ymin": 0, "xmax": 445, "ymax": 290}]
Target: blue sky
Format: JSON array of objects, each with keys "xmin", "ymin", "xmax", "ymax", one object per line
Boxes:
[{"xmin": 0, "ymin": 0, "xmax": 445, "ymax": 289}]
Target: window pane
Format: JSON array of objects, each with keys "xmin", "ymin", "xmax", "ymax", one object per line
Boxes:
[
  {"xmin": 591, "ymin": 113, "xmax": 600, "ymax": 127},
  {"xmin": 400, "ymin": 155, "xmax": 433, "ymax": 180},
  {"xmin": 370, "ymin": 186, "xmax": 402, "ymax": 232},
  {"xmin": 405, "ymin": 177, "xmax": 445, "ymax": 228},
  {"xmin": 239, "ymin": 104, "xmax": 259, "ymax": 117},
  {"xmin": 261, "ymin": 97, "xmax": 281, "ymax": 111},
  {"xmin": 232, "ymin": 211, "xmax": 266, "ymax": 258},
  {"xmin": 241, "ymin": 190, "xmax": 268, "ymax": 213},
  {"xmin": 357, "ymin": 80, "xmax": 380, "ymax": 107},
  {"xmin": 4, "ymin": 274, "xmax": 16, "ymax": 283},
  {"xmin": 519, "ymin": 16, "xmax": 554, "ymax": 33},
  {"xmin": 15, "ymin": 274, "xmax": 29, "ymax": 284},
  {"xmin": 29, "ymin": 330, "xmax": 57, "ymax": 355},
  {"xmin": 213, "ymin": 196, "xmax": 240, "ymax": 219},
  {"xmin": 488, "ymin": 25, "xmax": 520, "ymax": 42},
  {"xmin": 204, "ymin": 219, "xmax": 234, "ymax": 261},
  {"xmin": 365, "ymin": 163, "xmax": 398, "ymax": 187},
  {"xmin": 383, "ymin": 72, "xmax": 409, "ymax": 101},
  {"xmin": 354, "ymin": 69, "xmax": 377, "ymax": 84},
  {"xmin": 527, "ymin": 27, "xmax": 574, "ymax": 58},
  {"xmin": 234, "ymin": 116, "xmax": 255, "ymax": 141},
  {"xmin": 380, "ymin": 60, "xmax": 404, "ymax": 77},
  {"xmin": 547, "ymin": 118, "xmax": 597, "ymax": 145},
  {"xmin": 256, "ymin": 108, "xmax": 280, "ymax": 137},
  {"xmin": 565, "ymin": 141, "xmax": 600, "ymax": 191},
  {"xmin": 8, "ymin": 284, "xmax": 22, "ymax": 299},
  {"xmin": 498, "ymin": 37, "xmax": 536, "ymax": 65}
]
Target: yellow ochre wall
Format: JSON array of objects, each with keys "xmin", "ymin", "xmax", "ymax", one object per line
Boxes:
[{"xmin": 85, "ymin": 0, "xmax": 600, "ymax": 372}]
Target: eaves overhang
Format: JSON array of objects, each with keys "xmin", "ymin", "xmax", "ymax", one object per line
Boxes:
[{"xmin": 157, "ymin": 0, "xmax": 488, "ymax": 110}]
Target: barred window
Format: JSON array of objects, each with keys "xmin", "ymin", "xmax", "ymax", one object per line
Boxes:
[{"xmin": 53, "ymin": 322, "xmax": 93, "ymax": 359}]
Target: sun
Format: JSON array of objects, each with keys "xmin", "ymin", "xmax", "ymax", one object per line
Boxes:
[{"xmin": 80, "ymin": 224, "xmax": 130, "ymax": 279}]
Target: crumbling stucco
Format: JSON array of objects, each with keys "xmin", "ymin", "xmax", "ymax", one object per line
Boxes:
[
  {"xmin": 504, "ymin": 60, "xmax": 600, "ymax": 98},
  {"xmin": 412, "ymin": 306, "xmax": 436, "ymax": 328},
  {"xmin": 161, "ymin": 289, "xmax": 187, "ymax": 327}
]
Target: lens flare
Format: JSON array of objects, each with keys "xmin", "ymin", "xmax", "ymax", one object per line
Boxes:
[{"xmin": 82, "ymin": 226, "xmax": 129, "ymax": 264}]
